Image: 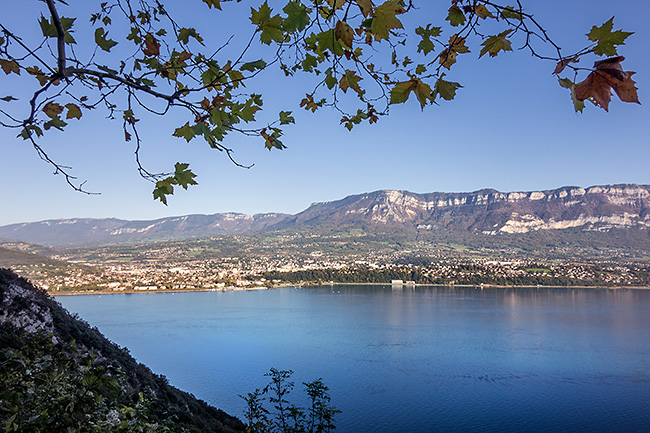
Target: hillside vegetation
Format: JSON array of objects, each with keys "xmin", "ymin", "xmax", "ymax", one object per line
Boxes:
[{"xmin": 0, "ymin": 268, "xmax": 244, "ymax": 432}]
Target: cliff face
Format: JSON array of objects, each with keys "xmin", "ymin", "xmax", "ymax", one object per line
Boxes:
[
  {"xmin": 0, "ymin": 268, "xmax": 244, "ymax": 433},
  {"xmin": 283, "ymin": 184, "xmax": 650, "ymax": 234}
]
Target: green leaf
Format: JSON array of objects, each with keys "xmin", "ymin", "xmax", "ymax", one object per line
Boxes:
[
  {"xmin": 240, "ymin": 59, "xmax": 267, "ymax": 72},
  {"xmin": 94, "ymin": 28, "xmax": 118, "ymax": 52},
  {"xmin": 202, "ymin": 0, "xmax": 221, "ymax": 9},
  {"xmin": 178, "ymin": 27, "xmax": 204, "ymax": 45},
  {"xmin": 126, "ymin": 27, "xmax": 141, "ymax": 44},
  {"xmin": 306, "ymin": 29, "xmax": 345, "ymax": 56},
  {"xmin": 173, "ymin": 122, "xmax": 196, "ymax": 142},
  {"xmin": 587, "ymin": 17, "xmax": 633, "ymax": 56},
  {"xmin": 251, "ymin": 1, "xmax": 284, "ymax": 44},
  {"xmin": 479, "ymin": 29, "xmax": 513, "ymax": 58},
  {"xmin": 390, "ymin": 81, "xmax": 415, "ymax": 105},
  {"xmin": 18, "ymin": 125, "xmax": 43, "ymax": 140},
  {"xmin": 558, "ymin": 77, "xmax": 585, "ymax": 113},
  {"xmin": 282, "ymin": 1, "xmax": 311, "ymax": 33},
  {"xmin": 39, "ymin": 16, "xmax": 76, "ymax": 44},
  {"xmin": 446, "ymin": 6, "xmax": 466, "ymax": 27},
  {"xmin": 153, "ymin": 179, "xmax": 174, "ymax": 205},
  {"xmin": 302, "ymin": 54, "xmax": 318, "ymax": 72},
  {"xmin": 500, "ymin": 6, "xmax": 523, "ymax": 20},
  {"xmin": 44, "ymin": 118, "xmax": 67, "ymax": 131},
  {"xmin": 39, "ymin": 16, "xmax": 57, "ymax": 38},
  {"xmin": 60, "ymin": 17, "xmax": 76, "ymax": 44},
  {"xmin": 279, "ymin": 111, "xmax": 295, "ymax": 125},
  {"xmin": 417, "ymin": 37, "xmax": 434, "ymax": 55},
  {"xmin": 65, "ymin": 103, "xmax": 82, "ymax": 119},
  {"xmin": 415, "ymin": 25, "xmax": 442, "ymax": 38},
  {"xmin": 433, "ymin": 74, "xmax": 462, "ymax": 101},
  {"xmin": 371, "ymin": 0, "xmax": 404, "ymax": 41},
  {"xmin": 325, "ymin": 71, "xmax": 337, "ymax": 89},
  {"xmin": 390, "ymin": 79, "xmax": 434, "ymax": 108},
  {"xmin": 173, "ymin": 162, "xmax": 198, "ymax": 190}
]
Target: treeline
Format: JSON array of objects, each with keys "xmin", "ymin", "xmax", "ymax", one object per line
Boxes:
[{"xmin": 263, "ymin": 264, "xmax": 650, "ymax": 287}]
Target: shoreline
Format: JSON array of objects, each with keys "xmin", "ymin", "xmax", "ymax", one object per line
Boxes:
[{"xmin": 49, "ymin": 282, "xmax": 650, "ymax": 296}]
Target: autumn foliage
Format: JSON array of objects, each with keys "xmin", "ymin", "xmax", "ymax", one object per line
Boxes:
[{"xmin": 0, "ymin": 1, "xmax": 641, "ymax": 203}]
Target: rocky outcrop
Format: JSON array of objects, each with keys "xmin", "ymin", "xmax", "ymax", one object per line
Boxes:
[
  {"xmin": 0, "ymin": 268, "xmax": 244, "ymax": 432},
  {"xmin": 0, "ymin": 269, "xmax": 56, "ymax": 337}
]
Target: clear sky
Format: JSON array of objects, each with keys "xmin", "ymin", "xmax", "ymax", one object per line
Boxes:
[{"xmin": 1, "ymin": 0, "xmax": 648, "ymax": 226}]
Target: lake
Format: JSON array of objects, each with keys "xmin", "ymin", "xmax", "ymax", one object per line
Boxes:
[{"xmin": 59, "ymin": 285, "xmax": 650, "ymax": 432}]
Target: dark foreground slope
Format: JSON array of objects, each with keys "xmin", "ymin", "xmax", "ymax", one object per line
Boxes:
[{"xmin": 0, "ymin": 268, "xmax": 244, "ymax": 432}]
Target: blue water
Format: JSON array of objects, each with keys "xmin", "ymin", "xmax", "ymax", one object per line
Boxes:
[{"xmin": 59, "ymin": 286, "xmax": 650, "ymax": 432}]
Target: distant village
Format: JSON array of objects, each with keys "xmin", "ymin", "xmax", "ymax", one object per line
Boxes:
[{"xmin": 10, "ymin": 246, "xmax": 650, "ymax": 294}]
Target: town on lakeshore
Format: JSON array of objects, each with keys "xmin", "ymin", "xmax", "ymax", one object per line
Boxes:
[
  {"xmin": 2, "ymin": 233, "xmax": 649, "ymax": 294},
  {"xmin": 2, "ymin": 186, "xmax": 650, "ymax": 293}
]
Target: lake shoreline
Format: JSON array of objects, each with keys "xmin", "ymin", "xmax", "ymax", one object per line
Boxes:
[{"xmin": 49, "ymin": 281, "xmax": 650, "ymax": 296}]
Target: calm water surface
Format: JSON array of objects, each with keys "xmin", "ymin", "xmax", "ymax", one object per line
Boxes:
[{"xmin": 59, "ymin": 286, "xmax": 650, "ymax": 432}]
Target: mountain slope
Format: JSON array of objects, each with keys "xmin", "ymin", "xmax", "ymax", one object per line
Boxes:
[
  {"xmin": 0, "ymin": 213, "xmax": 289, "ymax": 246},
  {"xmin": 1, "ymin": 184, "xmax": 649, "ymax": 247},
  {"xmin": 278, "ymin": 185, "xmax": 650, "ymax": 235},
  {"xmin": 0, "ymin": 268, "xmax": 244, "ymax": 432}
]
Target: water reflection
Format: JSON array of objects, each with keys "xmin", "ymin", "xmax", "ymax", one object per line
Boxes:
[{"xmin": 60, "ymin": 285, "xmax": 650, "ymax": 433}]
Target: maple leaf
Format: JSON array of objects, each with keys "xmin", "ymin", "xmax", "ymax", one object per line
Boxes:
[
  {"xmin": 574, "ymin": 56, "xmax": 639, "ymax": 111},
  {"xmin": 143, "ymin": 34, "xmax": 160, "ymax": 56},
  {"xmin": 251, "ymin": 2, "xmax": 284, "ymax": 44},
  {"xmin": 174, "ymin": 163, "xmax": 198, "ymax": 190},
  {"xmin": 339, "ymin": 70, "xmax": 363, "ymax": 94},
  {"xmin": 282, "ymin": 1, "xmax": 310, "ymax": 33},
  {"xmin": 439, "ymin": 35, "xmax": 470, "ymax": 69},
  {"xmin": 558, "ymin": 78, "xmax": 585, "ymax": 113},
  {"xmin": 390, "ymin": 78, "xmax": 432, "ymax": 109},
  {"xmin": 371, "ymin": 0, "xmax": 405, "ymax": 41},
  {"xmin": 446, "ymin": 6, "xmax": 466, "ymax": 27},
  {"xmin": 432, "ymin": 74, "xmax": 462, "ymax": 101},
  {"xmin": 153, "ymin": 179, "xmax": 174, "ymax": 205},
  {"xmin": 173, "ymin": 122, "xmax": 196, "ymax": 142},
  {"xmin": 587, "ymin": 17, "xmax": 633, "ymax": 57},
  {"xmin": 480, "ymin": 29, "xmax": 513, "ymax": 58}
]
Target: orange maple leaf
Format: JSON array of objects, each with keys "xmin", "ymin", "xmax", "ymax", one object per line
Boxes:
[{"xmin": 574, "ymin": 56, "xmax": 640, "ymax": 111}]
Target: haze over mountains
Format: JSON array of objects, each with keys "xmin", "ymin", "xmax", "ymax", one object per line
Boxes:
[{"xmin": 2, "ymin": 184, "xmax": 649, "ymax": 247}]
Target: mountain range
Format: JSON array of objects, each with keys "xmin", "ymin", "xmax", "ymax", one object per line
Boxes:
[{"xmin": 1, "ymin": 184, "xmax": 649, "ymax": 247}]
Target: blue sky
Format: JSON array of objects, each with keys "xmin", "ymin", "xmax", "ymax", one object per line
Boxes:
[{"xmin": 1, "ymin": 0, "xmax": 648, "ymax": 226}]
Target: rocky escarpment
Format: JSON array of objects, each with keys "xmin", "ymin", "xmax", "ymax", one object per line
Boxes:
[
  {"xmin": 280, "ymin": 184, "xmax": 650, "ymax": 235},
  {"xmin": 1, "ymin": 185, "xmax": 649, "ymax": 246},
  {"xmin": 0, "ymin": 268, "xmax": 244, "ymax": 432}
]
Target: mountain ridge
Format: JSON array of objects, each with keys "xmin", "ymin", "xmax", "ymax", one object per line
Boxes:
[{"xmin": 2, "ymin": 184, "xmax": 649, "ymax": 247}]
